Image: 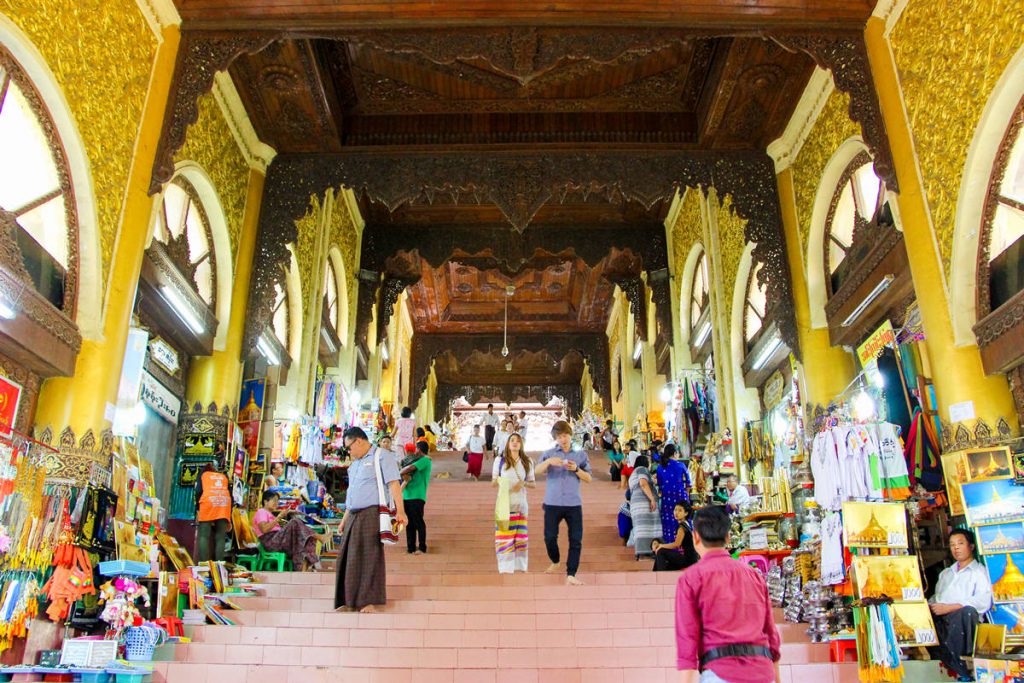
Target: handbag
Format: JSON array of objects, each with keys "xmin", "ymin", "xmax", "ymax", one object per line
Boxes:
[
  {"xmin": 373, "ymin": 448, "xmax": 400, "ymax": 545},
  {"xmin": 462, "ymin": 451, "xmax": 469, "ymax": 463}
]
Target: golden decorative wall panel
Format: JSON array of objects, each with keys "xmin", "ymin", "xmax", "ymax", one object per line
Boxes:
[
  {"xmin": 791, "ymin": 90, "xmax": 859, "ymax": 258},
  {"xmin": 293, "ymin": 195, "xmax": 321, "ymax": 322},
  {"xmin": 716, "ymin": 195, "xmax": 748, "ymax": 324},
  {"xmin": 175, "ymin": 93, "xmax": 248, "ymax": 258},
  {"xmin": 0, "ymin": 0, "xmax": 156, "ymax": 282},
  {"xmin": 891, "ymin": 0, "xmax": 1022, "ymax": 279},
  {"xmin": 330, "ymin": 195, "xmax": 360, "ymax": 340},
  {"xmin": 671, "ymin": 189, "xmax": 705, "ymax": 283}
]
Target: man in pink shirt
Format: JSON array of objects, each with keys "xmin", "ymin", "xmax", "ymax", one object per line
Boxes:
[{"xmin": 675, "ymin": 505, "xmax": 781, "ymax": 683}]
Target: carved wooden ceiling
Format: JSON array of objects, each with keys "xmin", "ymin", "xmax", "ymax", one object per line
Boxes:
[
  {"xmin": 228, "ymin": 32, "xmax": 815, "ymax": 154},
  {"xmin": 406, "ymin": 257, "xmax": 613, "ymax": 335},
  {"xmin": 433, "ymin": 348, "xmax": 585, "ymax": 386}
]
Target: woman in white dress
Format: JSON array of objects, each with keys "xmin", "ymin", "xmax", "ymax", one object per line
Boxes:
[{"xmin": 492, "ymin": 433, "xmax": 535, "ymax": 573}]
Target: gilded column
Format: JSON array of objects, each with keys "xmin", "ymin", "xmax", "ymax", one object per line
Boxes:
[
  {"xmin": 186, "ymin": 168, "xmax": 266, "ymax": 412},
  {"xmin": 777, "ymin": 168, "xmax": 857, "ymax": 405},
  {"xmin": 34, "ymin": 26, "xmax": 182, "ymax": 445},
  {"xmin": 864, "ymin": 17, "xmax": 1018, "ymax": 434}
]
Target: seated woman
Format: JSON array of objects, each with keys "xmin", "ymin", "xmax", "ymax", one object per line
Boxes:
[
  {"xmin": 627, "ymin": 455, "xmax": 661, "ymax": 557},
  {"xmin": 608, "ymin": 440, "xmax": 625, "ymax": 483},
  {"xmin": 423, "ymin": 425, "xmax": 438, "ymax": 452},
  {"xmin": 928, "ymin": 528, "xmax": 993, "ymax": 682},
  {"xmin": 253, "ymin": 491, "xmax": 328, "ymax": 572},
  {"xmin": 651, "ymin": 502, "xmax": 699, "ymax": 571}
]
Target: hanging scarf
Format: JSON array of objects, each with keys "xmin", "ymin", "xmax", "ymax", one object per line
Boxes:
[{"xmin": 904, "ymin": 407, "xmax": 941, "ymax": 491}]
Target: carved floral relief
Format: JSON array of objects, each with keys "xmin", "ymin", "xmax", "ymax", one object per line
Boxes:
[
  {"xmin": 890, "ymin": 0, "xmax": 1022, "ymax": 280},
  {"xmin": 0, "ymin": 0, "xmax": 156, "ymax": 283}
]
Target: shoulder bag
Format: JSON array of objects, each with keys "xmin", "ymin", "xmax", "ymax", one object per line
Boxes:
[{"xmin": 373, "ymin": 448, "xmax": 400, "ymax": 545}]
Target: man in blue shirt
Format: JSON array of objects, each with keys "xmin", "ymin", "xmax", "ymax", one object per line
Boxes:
[{"xmin": 535, "ymin": 420, "xmax": 592, "ymax": 585}]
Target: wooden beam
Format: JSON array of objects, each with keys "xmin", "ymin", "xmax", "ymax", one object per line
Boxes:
[{"xmin": 176, "ymin": 0, "xmax": 873, "ymax": 31}]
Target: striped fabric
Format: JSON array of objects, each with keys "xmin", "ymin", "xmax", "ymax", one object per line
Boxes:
[{"xmin": 495, "ymin": 513, "xmax": 528, "ymax": 574}]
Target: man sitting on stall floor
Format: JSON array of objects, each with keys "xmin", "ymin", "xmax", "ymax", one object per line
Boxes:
[
  {"xmin": 724, "ymin": 475, "xmax": 751, "ymax": 512},
  {"xmin": 929, "ymin": 528, "xmax": 993, "ymax": 682}
]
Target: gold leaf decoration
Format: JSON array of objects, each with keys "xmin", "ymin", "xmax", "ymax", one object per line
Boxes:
[
  {"xmin": 891, "ymin": 0, "xmax": 1022, "ymax": 279},
  {"xmin": 175, "ymin": 93, "xmax": 249, "ymax": 259},
  {"xmin": 791, "ymin": 90, "xmax": 859, "ymax": 261},
  {"xmin": 716, "ymin": 195, "xmax": 748, "ymax": 329},
  {"xmin": 330, "ymin": 195, "xmax": 361, "ymax": 341},
  {"xmin": 670, "ymin": 188, "xmax": 705, "ymax": 289},
  {"xmin": 1, "ymin": 0, "xmax": 155, "ymax": 283},
  {"xmin": 293, "ymin": 195, "xmax": 321, "ymax": 322}
]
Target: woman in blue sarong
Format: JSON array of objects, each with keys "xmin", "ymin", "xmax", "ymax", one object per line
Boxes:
[{"xmin": 656, "ymin": 444, "xmax": 691, "ymax": 543}]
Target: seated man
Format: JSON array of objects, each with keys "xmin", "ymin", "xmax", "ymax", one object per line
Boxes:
[{"xmin": 929, "ymin": 528, "xmax": 993, "ymax": 682}]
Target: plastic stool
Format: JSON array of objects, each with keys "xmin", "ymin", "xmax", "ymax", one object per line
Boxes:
[
  {"xmin": 744, "ymin": 554, "xmax": 770, "ymax": 575},
  {"xmin": 829, "ymin": 639, "xmax": 858, "ymax": 663},
  {"xmin": 235, "ymin": 553, "xmax": 259, "ymax": 571},
  {"xmin": 153, "ymin": 617, "xmax": 183, "ymax": 637},
  {"xmin": 256, "ymin": 544, "xmax": 293, "ymax": 572}
]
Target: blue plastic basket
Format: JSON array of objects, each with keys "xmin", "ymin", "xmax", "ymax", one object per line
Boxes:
[
  {"xmin": 71, "ymin": 669, "xmax": 111, "ymax": 683},
  {"xmin": 123, "ymin": 627, "xmax": 163, "ymax": 662}
]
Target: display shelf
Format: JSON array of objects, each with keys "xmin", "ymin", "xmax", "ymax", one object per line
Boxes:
[{"xmin": 742, "ymin": 511, "xmax": 786, "ymax": 523}]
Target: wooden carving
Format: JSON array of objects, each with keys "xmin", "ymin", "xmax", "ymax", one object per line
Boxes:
[{"xmin": 436, "ymin": 383, "xmax": 583, "ymax": 417}]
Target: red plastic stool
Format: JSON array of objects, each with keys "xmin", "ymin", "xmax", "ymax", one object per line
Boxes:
[
  {"xmin": 829, "ymin": 638, "xmax": 858, "ymax": 663},
  {"xmin": 154, "ymin": 616, "xmax": 184, "ymax": 637}
]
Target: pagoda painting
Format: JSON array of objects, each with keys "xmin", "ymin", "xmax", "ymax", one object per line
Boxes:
[
  {"xmin": 988, "ymin": 553, "xmax": 1024, "ymax": 602},
  {"xmin": 979, "ymin": 523, "xmax": 1024, "ymax": 555},
  {"xmin": 990, "ymin": 602, "xmax": 1024, "ymax": 635},
  {"xmin": 890, "ymin": 603, "xmax": 938, "ymax": 645},
  {"xmin": 963, "ymin": 478, "xmax": 1024, "ymax": 527},
  {"xmin": 853, "ymin": 556, "xmax": 923, "ymax": 601},
  {"xmin": 967, "ymin": 447, "xmax": 1012, "ymax": 481},
  {"xmin": 842, "ymin": 502, "xmax": 908, "ymax": 548}
]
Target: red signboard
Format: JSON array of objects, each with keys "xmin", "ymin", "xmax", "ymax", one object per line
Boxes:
[{"xmin": 0, "ymin": 375, "xmax": 23, "ymax": 435}]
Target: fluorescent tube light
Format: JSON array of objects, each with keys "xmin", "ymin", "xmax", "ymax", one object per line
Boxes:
[
  {"xmin": 161, "ymin": 286, "xmax": 204, "ymax": 334},
  {"xmin": 257, "ymin": 334, "xmax": 280, "ymax": 366},
  {"xmin": 693, "ymin": 320, "xmax": 711, "ymax": 347},
  {"xmin": 842, "ymin": 275, "xmax": 894, "ymax": 328},
  {"xmin": 320, "ymin": 327, "xmax": 337, "ymax": 354},
  {"xmin": 633, "ymin": 340, "xmax": 643, "ymax": 361},
  {"xmin": 752, "ymin": 335, "xmax": 783, "ymax": 371},
  {"xmin": 381, "ymin": 344, "xmax": 390, "ymax": 361},
  {"xmin": 0, "ymin": 296, "xmax": 14, "ymax": 320}
]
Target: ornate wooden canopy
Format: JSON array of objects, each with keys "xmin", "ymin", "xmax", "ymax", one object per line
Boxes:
[{"xmin": 151, "ymin": 4, "xmax": 894, "ymax": 399}]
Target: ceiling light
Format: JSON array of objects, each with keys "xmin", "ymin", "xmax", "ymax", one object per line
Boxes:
[
  {"xmin": 257, "ymin": 334, "xmax": 280, "ymax": 366},
  {"xmin": 381, "ymin": 344, "xmax": 389, "ymax": 361},
  {"xmin": 632, "ymin": 340, "xmax": 643, "ymax": 361},
  {"xmin": 752, "ymin": 334, "xmax": 783, "ymax": 371},
  {"xmin": 842, "ymin": 275, "xmax": 894, "ymax": 328},
  {"xmin": 162, "ymin": 285, "xmax": 204, "ymax": 334},
  {"xmin": 659, "ymin": 386, "xmax": 672, "ymax": 403},
  {"xmin": 505, "ymin": 361, "xmax": 512, "ymax": 372},
  {"xmin": 693, "ymin": 320, "xmax": 712, "ymax": 347}
]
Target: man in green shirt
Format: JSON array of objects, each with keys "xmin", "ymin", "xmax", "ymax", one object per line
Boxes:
[{"xmin": 400, "ymin": 441, "xmax": 433, "ymax": 554}]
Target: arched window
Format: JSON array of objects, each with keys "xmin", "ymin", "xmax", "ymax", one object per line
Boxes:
[
  {"xmin": 980, "ymin": 98, "xmax": 1024, "ymax": 314},
  {"xmin": 689, "ymin": 251, "xmax": 709, "ymax": 332},
  {"xmin": 744, "ymin": 262, "xmax": 767, "ymax": 346},
  {"xmin": 323, "ymin": 258, "xmax": 339, "ymax": 332},
  {"xmin": 152, "ymin": 178, "xmax": 216, "ymax": 306},
  {"xmin": 825, "ymin": 154, "xmax": 885, "ymax": 291},
  {"xmin": 0, "ymin": 46, "xmax": 77, "ymax": 312},
  {"xmin": 272, "ymin": 281, "xmax": 290, "ymax": 351}
]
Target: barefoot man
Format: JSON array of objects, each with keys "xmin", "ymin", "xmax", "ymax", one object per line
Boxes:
[{"xmin": 535, "ymin": 420, "xmax": 592, "ymax": 585}]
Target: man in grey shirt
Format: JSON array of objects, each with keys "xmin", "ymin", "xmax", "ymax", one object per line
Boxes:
[{"xmin": 535, "ymin": 420, "xmax": 592, "ymax": 585}]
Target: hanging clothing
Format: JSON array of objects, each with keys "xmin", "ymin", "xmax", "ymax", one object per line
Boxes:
[
  {"xmin": 905, "ymin": 407, "xmax": 942, "ymax": 491},
  {"xmin": 820, "ymin": 512, "xmax": 844, "ymax": 586},
  {"xmin": 868, "ymin": 422, "xmax": 911, "ymax": 499},
  {"xmin": 810, "ymin": 430, "xmax": 843, "ymax": 511}
]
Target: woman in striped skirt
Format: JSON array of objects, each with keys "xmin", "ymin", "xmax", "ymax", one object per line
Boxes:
[{"xmin": 492, "ymin": 433, "xmax": 535, "ymax": 574}]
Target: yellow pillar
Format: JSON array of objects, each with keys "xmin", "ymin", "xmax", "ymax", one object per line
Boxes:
[
  {"xmin": 186, "ymin": 169, "xmax": 266, "ymax": 410},
  {"xmin": 865, "ymin": 17, "xmax": 1018, "ymax": 432},
  {"xmin": 34, "ymin": 26, "xmax": 182, "ymax": 440},
  {"xmin": 777, "ymin": 168, "xmax": 857, "ymax": 405}
]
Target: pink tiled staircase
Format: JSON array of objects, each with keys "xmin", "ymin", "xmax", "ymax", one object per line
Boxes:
[{"xmin": 163, "ymin": 453, "xmax": 859, "ymax": 682}]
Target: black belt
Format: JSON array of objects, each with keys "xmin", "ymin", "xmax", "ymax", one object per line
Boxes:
[{"xmin": 699, "ymin": 644, "xmax": 774, "ymax": 670}]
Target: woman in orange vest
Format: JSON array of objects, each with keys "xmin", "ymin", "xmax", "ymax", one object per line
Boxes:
[{"xmin": 195, "ymin": 464, "xmax": 233, "ymax": 562}]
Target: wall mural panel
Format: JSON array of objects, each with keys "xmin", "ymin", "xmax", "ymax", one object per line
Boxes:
[
  {"xmin": 1, "ymin": 0, "xmax": 156, "ymax": 282},
  {"xmin": 891, "ymin": 0, "xmax": 1023, "ymax": 280},
  {"xmin": 175, "ymin": 92, "xmax": 250, "ymax": 257}
]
